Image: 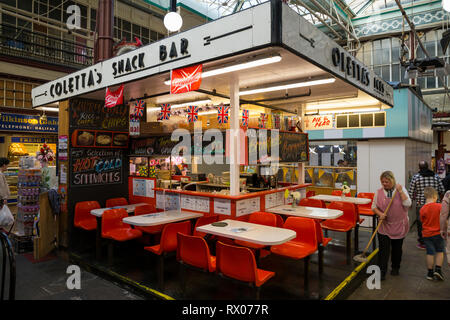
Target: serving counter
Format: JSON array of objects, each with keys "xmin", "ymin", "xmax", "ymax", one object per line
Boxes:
[{"xmin": 128, "ymin": 176, "xmax": 310, "ymax": 219}]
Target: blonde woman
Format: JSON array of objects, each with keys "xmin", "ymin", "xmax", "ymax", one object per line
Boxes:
[{"xmin": 371, "ymin": 171, "xmax": 411, "ymax": 280}]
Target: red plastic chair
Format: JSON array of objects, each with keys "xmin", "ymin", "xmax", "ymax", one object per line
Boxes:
[
  {"xmin": 270, "ymin": 217, "xmax": 318, "ymax": 294},
  {"xmin": 234, "ymin": 212, "xmax": 277, "ymax": 250},
  {"xmin": 134, "ymin": 204, "xmax": 164, "ymax": 235},
  {"xmin": 216, "ymin": 241, "xmax": 275, "ymax": 299},
  {"xmin": 106, "ymin": 197, "xmax": 128, "ymax": 208},
  {"xmin": 320, "ymin": 201, "xmax": 358, "ymax": 264},
  {"xmin": 101, "ymin": 208, "xmax": 142, "ymax": 265},
  {"xmin": 299, "ymin": 198, "xmax": 326, "ymax": 208},
  {"xmin": 331, "ymin": 190, "xmax": 342, "ymax": 196},
  {"xmin": 357, "ymin": 192, "xmax": 377, "ymax": 250},
  {"xmin": 193, "ymin": 215, "xmax": 219, "ymax": 238},
  {"xmin": 274, "ymin": 213, "xmax": 284, "ymax": 228},
  {"xmin": 144, "ymin": 220, "xmax": 191, "ymax": 289},
  {"xmin": 177, "ymin": 233, "xmax": 216, "ymax": 294},
  {"xmin": 306, "ymin": 191, "xmax": 316, "ymax": 198},
  {"xmin": 74, "ymin": 201, "xmax": 100, "ymax": 231}
]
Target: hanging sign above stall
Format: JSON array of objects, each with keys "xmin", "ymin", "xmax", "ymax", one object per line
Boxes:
[
  {"xmin": 304, "ymin": 115, "xmax": 333, "ymax": 130},
  {"xmin": 33, "ymin": 2, "xmax": 393, "ymax": 109},
  {"xmin": 170, "ymin": 64, "xmax": 202, "ymax": 94}
]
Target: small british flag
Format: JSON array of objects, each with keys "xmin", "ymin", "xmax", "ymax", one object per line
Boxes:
[
  {"xmin": 187, "ymin": 105, "xmax": 199, "ymax": 123},
  {"xmin": 259, "ymin": 113, "xmax": 268, "ymax": 128},
  {"xmin": 131, "ymin": 100, "xmax": 146, "ymax": 118},
  {"xmin": 158, "ymin": 104, "xmax": 171, "ymax": 120},
  {"xmin": 242, "ymin": 109, "xmax": 249, "ymax": 127},
  {"xmin": 217, "ymin": 104, "xmax": 229, "ymax": 124}
]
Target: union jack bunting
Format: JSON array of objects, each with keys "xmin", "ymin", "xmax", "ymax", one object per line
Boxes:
[
  {"xmin": 259, "ymin": 113, "xmax": 268, "ymax": 128},
  {"xmin": 130, "ymin": 100, "xmax": 146, "ymax": 118},
  {"xmin": 158, "ymin": 104, "xmax": 171, "ymax": 120},
  {"xmin": 187, "ymin": 105, "xmax": 199, "ymax": 123},
  {"xmin": 217, "ymin": 104, "xmax": 229, "ymax": 124},
  {"xmin": 242, "ymin": 109, "xmax": 249, "ymax": 127}
]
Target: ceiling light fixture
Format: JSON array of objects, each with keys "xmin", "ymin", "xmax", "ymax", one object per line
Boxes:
[
  {"xmin": 164, "ymin": 0, "xmax": 182, "ymax": 32},
  {"xmin": 239, "ymin": 78, "xmax": 336, "ymax": 96},
  {"xmin": 164, "ymin": 55, "xmax": 282, "ymax": 85}
]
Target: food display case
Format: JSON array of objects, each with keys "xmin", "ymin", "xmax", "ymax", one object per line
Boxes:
[
  {"xmin": 5, "ymin": 166, "xmax": 19, "ymax": 204},
  {"xmin": 305, "ymin": 166, "xmax": 357, "ymax": 195}
]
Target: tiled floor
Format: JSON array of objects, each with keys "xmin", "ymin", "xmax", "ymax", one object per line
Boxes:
[
  {"xmin": 3, "ymin": 252, "xmax": 143, "ymax": 300},
  {"xmin": 347, "ymin": 228, "xmax": 450, "ymax": 300}
]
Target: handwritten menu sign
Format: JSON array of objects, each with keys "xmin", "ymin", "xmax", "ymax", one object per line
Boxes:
[
  {"xmin": 279, "ymin": 132, "xmax": 308, "ymax": 163},
  {"xmin": 304, "ymin": 115, "xmax": 333, "ymax": 130},
  {"xmin": 70, "ymin": 98, "xmax": 128, "ymax": 131},
  {"xmin": 70, "ymin": 148, "xmax": 123, "ymax": 187}
]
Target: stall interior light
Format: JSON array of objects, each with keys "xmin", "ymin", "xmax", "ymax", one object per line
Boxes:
[
  {"xmin": 36, "ymin": 107, "xmax": 59, "ymax": 112},
  {"xmin": 239, "ymin": 78, "xmax": 336, "ymax": 96},
  {"xmin": 317, "ymin": 107, "xmax": 381, "ymax": 114},
  {"xmin": 164, "ymin": 55, "xmax": 282, "ymax": 85},
  {"xmin": 148, "ymin": 99, "xmax": 212, "ymax": 111},
  {"xmin": 306, "ymin": 100, "xmax": 381, "ymax": 110}
]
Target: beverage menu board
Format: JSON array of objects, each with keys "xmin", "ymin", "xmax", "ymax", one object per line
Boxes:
[
  {"xmin": 279, "ymin": 131, "xmax": 309, "ymax": 163},
  {"xmin": 70, "ymin": 98, "xmax": 128, "ymax": 131},
  {"xmin": 247, "ymin": 129, "xmax": 308, "ymax": 163}
]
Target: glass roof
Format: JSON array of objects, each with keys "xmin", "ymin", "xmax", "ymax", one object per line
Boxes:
[{"xmin": 143, "ymin": 0, "xmax": 415, "ymax": 24}]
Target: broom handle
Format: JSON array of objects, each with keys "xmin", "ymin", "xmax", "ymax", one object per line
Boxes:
[{"xmin": 361, "ymin": 189, "xmax": 398, "ymax": 255}]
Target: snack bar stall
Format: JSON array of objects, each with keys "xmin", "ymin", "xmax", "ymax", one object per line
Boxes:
[{"xmin": 31, "ymin": 1, "xmax": 393, "ymax": 299}]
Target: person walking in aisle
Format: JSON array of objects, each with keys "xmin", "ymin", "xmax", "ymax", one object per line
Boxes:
[
  {"xmin": 420, "ymin": 187, "xmax": 445, "ymax": 280},
  {"xmin": 440, "ymin": 190, "xmax": 450, "ymax": 267},
  {"xmin": 372, "ymin": 171, "xmax": 411, "ymax": 280},
  {"xmin": 0, "ymin": 157, "xmax": 10, "ymax": 208},
  {"xmin": 409, "ymin": 161, "xmax": 445, "ymax": 250}
]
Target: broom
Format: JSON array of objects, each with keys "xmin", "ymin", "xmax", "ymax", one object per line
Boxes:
[{"xmin": 353, "ymin": 189, "xmax": 397, "ymax": 263}]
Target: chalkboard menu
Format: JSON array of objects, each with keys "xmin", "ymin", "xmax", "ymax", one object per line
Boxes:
[
  {"xmin": 130, "ymin": 132, "xmax": 226, "ymax": 156},
  {"xmin": 70, "ymin": 148, "xmax": 123, "ymax": 187},
  {"xmin": 278, "ymin": 131, "xmax": 309, "ymax": 163},
  {"xmin": 70, "ymin": 98, "xmax": 128, "ymax": 131}
]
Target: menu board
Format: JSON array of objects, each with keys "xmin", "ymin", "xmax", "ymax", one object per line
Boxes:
[
  {"xmin": 156, "ymin": 191, "xmax": 180, "ymax": 210},
  {"xmin": 214, "ymin": 198, "xmax": 231, "ymax": 215},
  {"xmin": 70, "ymin": 98, "xmax": 128, "ymax": 131},
  {"xmin": 70, "ymin": 148, "xmax": 123, "ymax": 187},
  {"xmin": 181, "ymin": 194, "xmax": 210, "ymax": 213},
  {"xmin": 265, "ymin": 192, "xmax": 285, "ymax": 209},
  {"xmin": 130, "ymin": 132, "xmax": 226, "ymax": 156},
  {"xmin": 236, "ymin": 197, "xmax": 260, "ymax": 217},
  {"xmin": 279, "ymin": 131, "xmax": 308, "ymax": 163}
]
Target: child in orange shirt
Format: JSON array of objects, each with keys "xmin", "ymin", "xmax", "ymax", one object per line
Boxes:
[{"xmin": 420, "ymin": 187, "xmax": 445, "ymax": 281}]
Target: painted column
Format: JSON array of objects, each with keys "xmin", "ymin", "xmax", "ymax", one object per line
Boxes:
[
  {"xmin": 298, "ymin": 104, "xmax": 305, "ymax": 186},
  {"xmin": 230, "ymin": 74, "xmax": 240, "ymax": 196}
]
